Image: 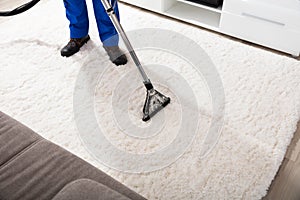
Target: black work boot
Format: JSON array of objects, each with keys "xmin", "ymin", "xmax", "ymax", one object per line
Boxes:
[
  {"xmin": 103, "ymin": 45, "xmax": 127, "ymax": 66},
  {"xmin": 61, "ymin": 35, "xmax": 90, "ymax": 57}
]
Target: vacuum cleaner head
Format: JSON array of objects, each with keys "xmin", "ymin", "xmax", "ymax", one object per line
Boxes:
[{"xmin": 142, "ymin": 88, "xmax": 171, "ymax": 121}]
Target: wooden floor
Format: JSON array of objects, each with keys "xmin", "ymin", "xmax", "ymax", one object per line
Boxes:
[
  {"xmin": 1, "ymin": 1, "xmax": 300, "ymax": 199},
  {"xmin": 263, "ymin": 122, "xmax": 300, "ymax": 200}
]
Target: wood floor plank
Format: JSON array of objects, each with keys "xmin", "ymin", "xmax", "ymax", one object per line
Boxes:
[
  {"xmin": 263, "ymin": 121, "xmax": 300, "ymax": 200},
  {"xmin": 285, "ymin": 123, "xmax": 300, "ymax": 161}
]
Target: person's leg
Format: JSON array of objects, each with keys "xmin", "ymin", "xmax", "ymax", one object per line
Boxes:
[
  {"xmin": 61, "ymin": 0, "xmax": 90, "ymax": 57},
  {"xmin": 63, "ymin": 0, "xmax": 89, "ymax": 38},
  {"xmin": 92, "ymin": 0, "xmax": 120, "ymax": 46},
  {"xmin": 92, "ymin": 0, "xmax": 127, "ymax": 65}
]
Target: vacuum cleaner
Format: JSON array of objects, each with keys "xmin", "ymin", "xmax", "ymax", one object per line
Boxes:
[{"xmin": 0, "ymin": 0, "xmax": 171, "ymax": 122}]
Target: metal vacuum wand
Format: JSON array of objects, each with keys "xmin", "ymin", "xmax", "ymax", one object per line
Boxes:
[
  {"xmin": 101, "ymin": 0, "xmax": 150, "ymax": 84},
  {"xmin": 102, "ymin": 0, "xmax": 171, "ymax": 121}
]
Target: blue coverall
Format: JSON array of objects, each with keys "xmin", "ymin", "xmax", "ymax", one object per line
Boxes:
[{"xmin": 63, "ymin": 0, "xmax": 119, "ymax": 46}]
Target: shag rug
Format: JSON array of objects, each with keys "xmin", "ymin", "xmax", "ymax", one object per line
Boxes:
[{"xmin": 1, "ymin": 0, "xmax": 300, "ymax": 199}]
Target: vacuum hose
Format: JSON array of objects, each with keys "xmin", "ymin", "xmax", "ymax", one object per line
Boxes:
[{"xmin": 0, "ymin": 0, "xmax": 41, "ymax": 16}]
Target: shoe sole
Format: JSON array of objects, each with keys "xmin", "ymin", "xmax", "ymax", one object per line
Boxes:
[
  {"xmin": 113, "ymin": 59, "xmax": 128, "ymax": 66},
  {"xmin": 61, "ymin": 35, "xmax": 90, "ymax": 57}
]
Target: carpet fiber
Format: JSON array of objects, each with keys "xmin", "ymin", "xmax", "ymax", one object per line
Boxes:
[{"xmin": 0, "ymin": 0, "xmax": 300, "ymax": 199}]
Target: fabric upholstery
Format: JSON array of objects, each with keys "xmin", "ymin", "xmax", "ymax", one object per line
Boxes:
[
  {"xmin": 0, "ymin": 111, "xmax": 145, "ymax": 200},
  {"xmin": 0, "ymin": 112, "xmax": 42, "ymax": 167},
  {"xmin": 52, "ymin": 179, "xmax": 131, "ymax": 200}
]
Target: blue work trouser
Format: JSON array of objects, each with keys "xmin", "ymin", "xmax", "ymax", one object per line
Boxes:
[{"xmin": 63, "ymin": 0, "xmax": 119, "ymax": 46}]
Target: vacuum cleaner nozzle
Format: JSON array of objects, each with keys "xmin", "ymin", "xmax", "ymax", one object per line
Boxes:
[{"xmin": 142, "ymin": 88, "xmax": 171, "ymax": 122}]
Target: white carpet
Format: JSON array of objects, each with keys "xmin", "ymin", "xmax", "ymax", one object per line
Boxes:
[{"xmin": 1, "ymin": 0, "xmax": 300, "ymax": 199}]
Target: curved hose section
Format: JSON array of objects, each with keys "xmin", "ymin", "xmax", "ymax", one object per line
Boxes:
[{"xmin": 0, "ymin": 0, "xmax": 41, "ymax": 16}]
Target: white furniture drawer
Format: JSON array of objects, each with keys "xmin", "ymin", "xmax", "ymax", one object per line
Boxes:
[
  {"xmin": 121, "ymin": 0, "xmax": 163, "ymax": 12},
  {"xmin": 223, "ymin": 0, "xmax": 300, "ymax": 13},
  {"xmin": 220, "ymin": 12, "xmax": 300, "ymax": 56},
  {"xmin": 222, "ymin": 0, "xmax": 300, "ymax": 30}
]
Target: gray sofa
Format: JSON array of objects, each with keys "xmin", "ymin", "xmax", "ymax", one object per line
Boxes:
[{"xmin": 0, "ymin": 111, "xmax": 146, "ymax": 200}]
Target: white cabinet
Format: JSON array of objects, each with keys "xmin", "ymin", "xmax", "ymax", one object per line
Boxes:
[
  {"xmin": 121, "ymin": 0, "xmax": 164, "ymax": 12},
  {"xmin": 221, "ymin": 0, "xmax": 300, "ymax": 56},
  {"xmin": 121, "ymin": 0, "xmax": 300, "ymax": 56},
  {"xmin": 220, "ymin": 12, "xmax": 300, "ymax": 56},
  {"xmin": 163, "ymin": 0, "xmax": 222, "ymax": 31}
]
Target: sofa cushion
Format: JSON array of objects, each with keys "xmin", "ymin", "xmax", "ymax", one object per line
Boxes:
[
  {"xmin": 52, "ymin": 179, "xmax": 131, "ymax": 200},
  {"xmin": 0, "ymin": 111, "xmax": 42, "ymax": 167},
  {"xmin": 0, "ymin": 111, "xmax": 145, "ymax": 200}
]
